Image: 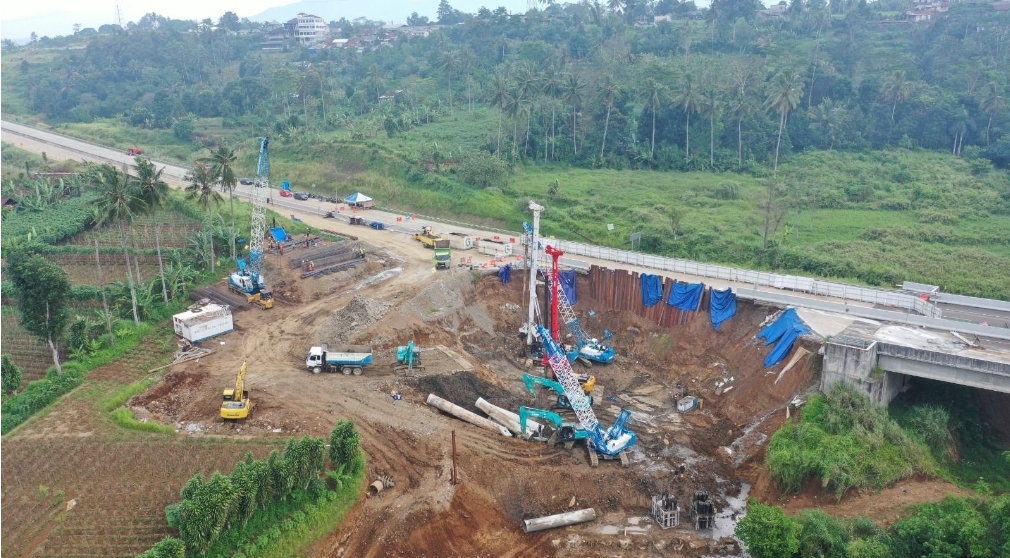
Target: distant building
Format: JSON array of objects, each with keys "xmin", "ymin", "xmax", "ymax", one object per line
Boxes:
[
  {"xmin": 758, "ymin": 1, "xmax": 788, "ymax": 18},
  {"xmin": 285, "ymin": 13, "xmax": 328, "ymax": 45}
]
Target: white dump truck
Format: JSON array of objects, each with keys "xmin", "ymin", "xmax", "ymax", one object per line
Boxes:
[{"xmin": 305, "ymin": 344, "xmax": 374, "ymax": 375}]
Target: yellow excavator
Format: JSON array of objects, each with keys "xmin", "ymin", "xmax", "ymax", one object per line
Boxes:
[{"xmin": 221, "ymin": 362, "xmax": 253, "ymax": 420}]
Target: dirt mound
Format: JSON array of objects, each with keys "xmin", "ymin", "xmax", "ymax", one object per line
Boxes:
[
  {"xmin": 317, "ymin": 295, "xmax": 391, "ymax": 346},
  {"xmin": 413, "ymin": 371, "xmax": 526, "ymax": 415},
  {"xmin": 271, "ymin": 279, "xmax": 303, "ymax": 304}
]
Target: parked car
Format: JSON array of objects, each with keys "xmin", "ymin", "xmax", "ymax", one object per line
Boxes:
[
  {"xmin": 370, "ymin": 221, "xmax": 385, "ymax": 230},
  {"xmin": 293, "ymin": 192, "xmax": 310, "ymax": 201},
  {"xmin": 239, "ymin": 178, "xmax": 254, "ymax": 185},
  {"xmin": 279, "ymin": 190, "xmax": 292, "ymax": 198}
]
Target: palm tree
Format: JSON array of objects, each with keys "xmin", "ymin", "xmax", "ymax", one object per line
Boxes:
[
  {"xmin": 134, "ymin": 157, "xmax": 170, "ymax": 302},
  {"xmin": 89, "ymin": 164, "xmax": 146, "ymax": 325},
  {"xmin": 487, "ymin": 71, "xmax": 511, "ymax": 158},
  {"xmin": 201, "ymin": 145, "xmax": 238, "ymax": 262},
  {"xmin": 673, "ymin": 76, "xmax": 704, "ymax": 159},
  {"xmin": 978, "ymin": 82, "xmax": 1007, "ymax": 146},
  {"xmin": 808, "ymin": 98, "xmax": 844, "ymax": 149},
  {"xmin": 704, "ymin": 91, "xmax": 720, "ymax": 167},
  {"xmin": 881, "ymin": 70, "xmax": 912, "ymax": 145},
  {"xmin": 438, "ymin": 50, "xmax": 459, "ymax": 115},
  {"xmin": 561, "ymin": 73, "xmax": 585, "ymax": 156},
  {"xmin": 460, "ymin": 47, "xmax": 476, "ymax": 113},
  {"xmin": 764, "ymin": 71, "xmax": 804, "ymax": 175},
  {"xmin": 727, "ymin": 91, "xmax": 753, "ymax": 170},
  {"xmin": 185, "ymin": 162, "xmax": 223, "ymax": 272},
  {"xmin": 949, "ymin": 107, "xmax": 975, "ymax": 156},
  {"xmin": 542, "ymin": 66, "xmax": 563, "ymax": 162},
  {"xmin": 598, "ymin": 75, "xmax": 622, "ymax": 159},
  {"xmin": 641, "ymin": 78, "xmax": 666, "ymax": 159},
  {"xmin": 517, "ymin": 63, "xmax": 541, "ymax": 157}
]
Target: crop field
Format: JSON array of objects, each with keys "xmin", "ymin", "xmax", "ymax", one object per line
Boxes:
[
  {"xmin": 62, "ymin": 210, "xmax": 203, "ymax": 250},
  {"xmin": 49, "ymin": 253, "xmax": 165, "ymax": 287},
  {"xmin": 0, "ymin": 438, "xmax": 281, "ymax": 557},
  {"xmin": 1, "ymin": 312, "xmax": 55, "ymax": 381}
]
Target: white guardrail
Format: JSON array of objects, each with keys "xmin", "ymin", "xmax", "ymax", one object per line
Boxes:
[{"xmin": 534, "ymin": 237, "xmax": 944, "ymax": 319}]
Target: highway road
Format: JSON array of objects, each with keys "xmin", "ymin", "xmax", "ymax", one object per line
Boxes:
[{"xmin": 5, "ymin": 119, "xmax": 1010, "ymax": 348}]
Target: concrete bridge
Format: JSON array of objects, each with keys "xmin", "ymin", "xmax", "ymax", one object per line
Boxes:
[{"xmin": 820, "ymin": 324, "xmax": 1010, "ymax": 404}]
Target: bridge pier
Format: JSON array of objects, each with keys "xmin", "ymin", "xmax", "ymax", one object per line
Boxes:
[
  {"xmin": 821, "ymin": 332, "xmax": 1010, "ymax": 405},
  {"xmin": 821, "ymin": 338, "xmax": 908, "ymax": 405}
]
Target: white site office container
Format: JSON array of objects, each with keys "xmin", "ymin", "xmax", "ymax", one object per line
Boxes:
[
  {"xmin": 173, "ymin": 303, "xmax": 234, "ymax": 343},
  {"xmin": 476, "ymin": 239, "xmax": 513, "ymax": 256}
]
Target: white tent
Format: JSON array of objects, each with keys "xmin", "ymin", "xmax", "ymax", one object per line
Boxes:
[{"xmin": 344, "ymin": 192, "xmax": 374, "ymax": 208}]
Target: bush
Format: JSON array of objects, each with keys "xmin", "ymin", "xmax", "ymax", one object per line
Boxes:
[
  {"xmin": 736, "ymin": 500, "xmax": 800, "ymax": 558},
  {"xmin": 765, "ymin": 383, "xmax": 934, "ymax": 498}
]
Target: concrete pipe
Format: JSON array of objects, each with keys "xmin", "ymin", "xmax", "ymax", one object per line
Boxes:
[
  {"xmin": 369, "ymin": 480, "xmax": 385, "ymax": 495},
  {"xmin": 522, "ymin": 508, "xmax": 597, "ymax": 533},
  {"xmin": 475, "ymin": 397, "xmax": 543, "ymax": 439},
  {"xmin": 426, "ymin": 394, "xmax": 512, "ymax": 437}
]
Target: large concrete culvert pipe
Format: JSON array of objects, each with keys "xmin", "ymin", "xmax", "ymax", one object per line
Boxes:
[
  {"xmin": 521, "ymin": 508, "xmax": 597, "ymax": 533},
  {"xmin": 426, "ymin": 394, "xmax": 512, "ymax": 437}
]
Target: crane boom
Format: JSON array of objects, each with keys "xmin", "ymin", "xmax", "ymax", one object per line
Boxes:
[
  {"xmin": 249, "ymin": 138, "xmax": 269, "ymax": 276},
  {"xmin": 544, "ymin": 244, "xmax": 615, "ymax": 364},
  {"xmin": 537, "ymin": 324, "xmax": 635, "ymax": 457}
]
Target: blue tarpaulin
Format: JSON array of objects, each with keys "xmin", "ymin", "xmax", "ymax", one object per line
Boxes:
[
  {"xmin": 709, "ymin": 288, "xmax": 737, "ymax": 331},
  {"xmin": 560, "ymin": 270, "xmax": 577, "ymax": 305},
  {"xmin": 641, "ymin": 274, "xmax": 664, "ymax": 307},
  {"xmin": 668, "ymin": 282, "xmax": 704, "ymax": 311},
  {"xmin": 499, "ymin": 264, "xmax": 512, "ymax": 285},
  {"xmin": 756, "ymin": 308, "xmax": 809, "ymax": 367},
  {"xmin": 269, "ymin": 227, "xmax": 289, "ymax": 243}
]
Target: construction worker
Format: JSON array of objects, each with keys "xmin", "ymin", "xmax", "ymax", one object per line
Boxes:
[
  {"xmin": 308, "ymin": 261, "xmax": 314, "ymax": 272},
  {"xmin": 357, "ymin": 248, "xmax": 365, "ymax": 258}
]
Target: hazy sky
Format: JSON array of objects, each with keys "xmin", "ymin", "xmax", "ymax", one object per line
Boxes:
[{"xmin": 1, "ymin": 0, "xmax": 532, "ymax": 41}]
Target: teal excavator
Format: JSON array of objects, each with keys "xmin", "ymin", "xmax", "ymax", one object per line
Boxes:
[
  {"xmin": 518, "ymin": 406, "xmax": 588, "ymax": 446},
  {"xmin": 523, "ymin": 372, "xmax": 595, "ymax": 409}
]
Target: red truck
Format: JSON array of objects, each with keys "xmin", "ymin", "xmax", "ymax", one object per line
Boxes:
[{"xmin": 127, "ymin": 147, "xmax": 144, "ymax": 156}]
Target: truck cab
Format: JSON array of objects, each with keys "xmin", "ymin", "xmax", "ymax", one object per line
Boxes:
[{"xmin": 306, "ymin": 346, "xmax": 325, "ymax": 372}]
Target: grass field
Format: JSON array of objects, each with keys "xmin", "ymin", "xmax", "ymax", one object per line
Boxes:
[{"xmin": 31, "ymin": 112, "xmax": 1010, "ymax": 298}]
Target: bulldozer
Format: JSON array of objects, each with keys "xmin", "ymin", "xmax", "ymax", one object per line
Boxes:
[{"xmin": 221, "ymin": 362, "xmax": 253, "ymax": 420}]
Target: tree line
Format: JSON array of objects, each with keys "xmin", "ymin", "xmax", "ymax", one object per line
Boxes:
[{"xmin": 3, "ymin": 0, "xmax": 1009, "ymax": 171}]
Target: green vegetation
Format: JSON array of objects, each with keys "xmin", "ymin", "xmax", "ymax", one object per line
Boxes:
[
  {"xmin": 0, "ymin": 322, "xmax": 153, "ymax": 434},
  {"xmin": 139, "ymin": 421, "xmax": 365, "ymax": 557},
  {"xmin": 737, "ymin": 495, "xmax": 1010, "ymax": 558},
  {"xmin": 891, "ymin": 379, "xmax": 1010, "ymax": 491},
  {"xmin": 110, "ymin": 407, "xmax": 175, "ymax": 434},
  {"xmin": 766, "ymin": 382, "xmax": 936, "ymax": 498},
  {"xmin": 766, "ymin": 380, "xmax": 1010, "ymax": 500},
  {"xmin": 101, "ymin": 376, "xmax": 176, "ymax": 434}
]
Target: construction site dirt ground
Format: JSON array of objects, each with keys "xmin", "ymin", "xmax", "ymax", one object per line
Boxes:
[{"xmin": 132, "ymin": 224, "xmax": 966, "ymax": 558}]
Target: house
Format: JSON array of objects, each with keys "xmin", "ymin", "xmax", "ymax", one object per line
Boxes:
[
  {"xmin": 758, "ymin": 1, "xmax": 788, "ymax": 18},
  {"xmin": 261, "ymin": 26, "xmax": 288, "ymax": 51},
  {"xmin": 285, "ymin": 13, "xmax": 328, "ymax": 45}
]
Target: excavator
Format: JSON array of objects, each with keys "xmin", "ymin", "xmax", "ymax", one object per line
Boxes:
[
  {"xmin": 221, "ymin": 362, "xmax": 253, "ymax": 420},
  {"xmin": 523, "ymin": 372, "xmax": 595, "ymax": 409},
  {"xmin": 391, "ymin": 340, "xmax": 424, "ymax": 373},
  {"xmin": 519, "ymin": 406, "xmax": 588, "ymax": 446}
]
